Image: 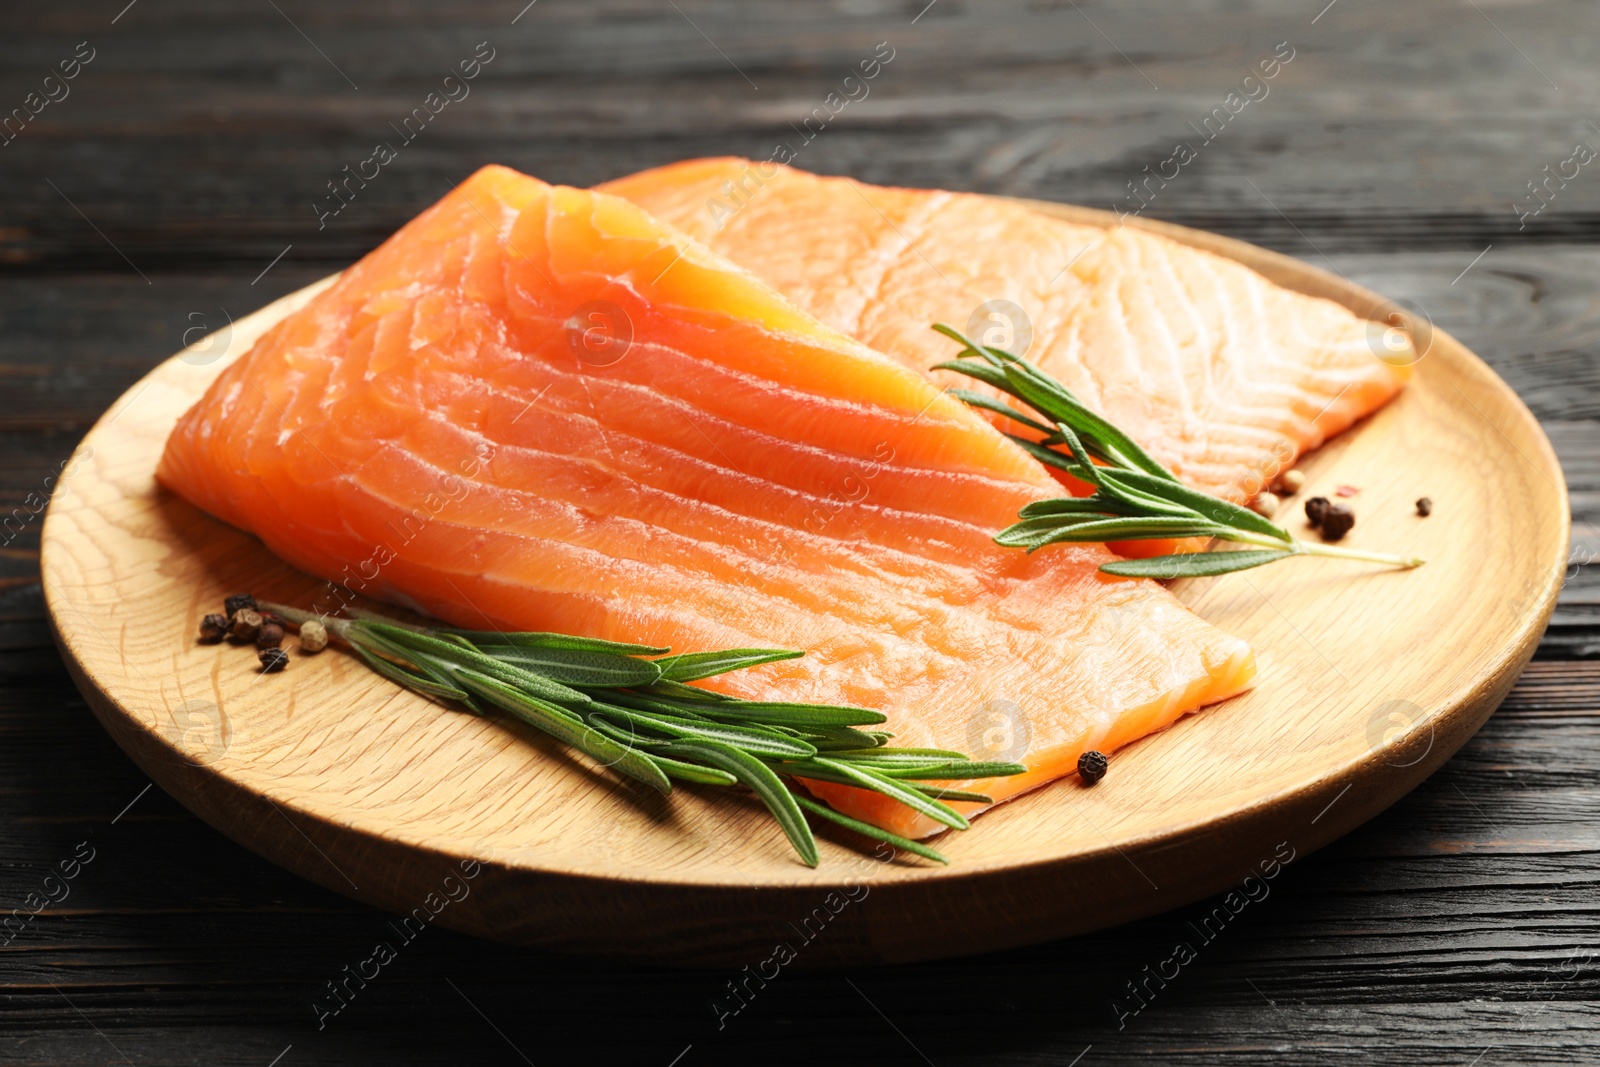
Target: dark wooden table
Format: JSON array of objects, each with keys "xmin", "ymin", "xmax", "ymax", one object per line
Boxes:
[{"xmin": 4, "ymin": 2, "xmax": 1597, "ymax": 1063}]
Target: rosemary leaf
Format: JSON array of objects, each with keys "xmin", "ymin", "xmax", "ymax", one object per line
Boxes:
[
  {"xmin": 440, "ymin": 625, "xmax": 670, "ymax": 656},
  {"xmin": 662, "ymin": 739, "xmax": 820, "ymax": 868},
  {"xmin": 643, "ymin": 678, "xmax": 736, "ymax": 702},
  {"xmin": 816, "ymin": 747, "xmax": 972, "ymax": 763},
  {"xmin": 992, "ymin": 522, "xmax": 1086, "ymax": 550},
  {"xmin": 1017, "ymin": 497, "xmax": 1130, "ymax": 519},
  {"xmin": 1100, "ymin": 467, "xmax": 1292, "ymax": 543},
  {"xmin": 1051, "ymin": 421, "xmax": 1101, "ymax": 478},
  {"xmin": 854, "ymin": 730, "xmax": 897, "ymax": 746},
  {"xmin": 350, "ymin": 643, "xmax": 470, "ymax": 704},
  {"xmin": 475, "ymin": 644, "xmax": 664, "ymax": 688},
  {"xmin": 792, "ymin": 795, "xmax": 949, "ymax": 865},
  {"xmin": 1091, "ymin": 470, "xmax": 1202, "ymax": 519},
  {"xmin": 1001, "ymin": 365, "xmax": 1171, "ymax": 478},
  {"xmin": 580, "ymin": 712, "xmax": 673, "ymax": 750},
  {"xmin": 907, "ymin": 784, "xmax": 995, "ymax": 804},
  {"xmin": 589, "ymin": 703, "xmax": 818, "ymax": 759},
  {"xmin": 454, "ymin": 669, "xmax": 671, "ymax": 794},
  {"xmin": 656, "ymin": 647, "xmax": 805, "ymax": 682},
  {"xmin": 1099, "ymin": 549, "xmax": 1297, "ymax": 578},
  {"xmin": 842, "ymin": 761, "xmax": 964, "ymax": 777},
  {"xmin": 931, "ymin": 322, "xmax": 998, "ymax": 360},
  {"xmin": 342, "ymin": 605, "xmax": 673, "ymax": 654},
  {"xmin": 799, "ymin": 758, "xmax": 970, "ymax": 831},
  {"xmin": 795, "ymin": 727, "xmax": 896, "ymax": 751},
  {"xmin": 359, "ymin": 622, "xmax": 594, "ymax": 705},
  {"xmin": 650, "ymin": 753, "xmax": 739, "ymax": 787},
  {"xmin": 773, "ymin": 762, "xmax": 906, "ymax": 794},
  {"xmin": 929, "ymin": 358, "xmax": 1011, "ymax": 393},
  {"xmin": 345, "ymin": 627, "xmax": 481, "ymax": 707},
  {"xmin": 944, "ymin": 388, "xmax": 1056, "ymax": 436},
  {"xmin": 878, "ymin": 761, "xmax": 1028, "ymax": 780},
  {"xmin": 599, "ymin": 691, "xmax": 716, "ymax": 721},
  {"xmin": 999, "ymin": 512, "xmax": 1126, "ymax": 535},
  {"xmin": 653, "ymin": 697, "xmax": 888, "ymax": 729},
  {"xmin": 1012, "ymin": 516, "xmax": 1230, "ymax": 550}
]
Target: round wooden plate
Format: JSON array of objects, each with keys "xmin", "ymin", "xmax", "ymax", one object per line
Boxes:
[{"xmin": 42, "ymin": 200, "xmax": 1568, "ymax": 968}]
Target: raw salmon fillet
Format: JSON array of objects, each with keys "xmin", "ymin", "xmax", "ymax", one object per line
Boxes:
[
  {"xmin": 159, "ymin": 164, "xmax": 1255, "ymax": 840},
  {"xmin": 601, "ymin": 158, "xmax": 1414, "ymax": 505}
]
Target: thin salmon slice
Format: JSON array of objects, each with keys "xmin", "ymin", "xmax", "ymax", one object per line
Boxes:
[
  {"xmin": 158, "ymin": 164, "xmax": 1255, "ymax": 840},
  {"xmin": 600, "ymin": 158, "xmax": 1414, "ymax": 507}
]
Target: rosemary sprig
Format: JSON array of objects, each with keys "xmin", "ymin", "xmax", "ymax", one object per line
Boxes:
[
  {"xmin": 261, "ymin": 601, "xmax": 1024, "ymax": 866},
  {"xmin": 931, "ymin": 325, "xmax": 1425, "ymax": 578}
]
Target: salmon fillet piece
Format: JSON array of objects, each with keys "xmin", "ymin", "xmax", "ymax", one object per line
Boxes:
[
  {"xmin": 600, "ymin": 158, "xmax": 1414, "ymax": 507},
  {"xmin": 158, "ymin": 164, "xmax": 1255, "ymax": 839}
]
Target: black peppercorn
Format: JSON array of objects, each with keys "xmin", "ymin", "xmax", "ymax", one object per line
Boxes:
[
  {"xmin": 258, "ymin": 647, "xmax": 289, "ymax": 673},
  {"xmin": 1319, "ymin": 502, "xmax": 1356, "ymax": 541},
  {"xmin": 198, "ymin": 613, "xmax": 229, "ymax": 643},
  {"xmin": 224, "ymin": 593, "xmax": 257, "ymax": 617},
  {"xmin": 256, "ymin": 622, "xmax": 285, "ymax": 649},
  {"xmin": 1078, "ymin": 749, "xmax": 1108, "ymax": 785},
  {"xmin": 1416, "ymin": 497, "xmax": 1432, "ymax": 517},
  {"xmin": 1304, "ymin": 496, "xmax": 1330, "ymax": 527}
]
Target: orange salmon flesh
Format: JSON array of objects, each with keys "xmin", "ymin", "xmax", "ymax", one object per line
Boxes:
[
  {"xmin": 159, "ymin": 165, "xmax": 1257, "ymax": 840},
  {"xmin": 600, "ymin": 158, "xmax": 1414, "ymax": 511}
]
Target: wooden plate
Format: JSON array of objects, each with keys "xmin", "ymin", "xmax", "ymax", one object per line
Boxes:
[{"xmin": 41, "ymin": 200, "xmax": 1568, "ymax": 968}]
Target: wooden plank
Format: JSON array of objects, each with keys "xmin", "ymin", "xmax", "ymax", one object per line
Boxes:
[
  {"xmin": 1, "ymin": 0, "xmax": 1597, "ymax": 1057},
  {"xmin": 4, "ymin": 1, "xmax": 1600, "ymax": 270},
  {"xmin": 0, "ymin": 685, "xmax": 1595, "ymax": 1063}
]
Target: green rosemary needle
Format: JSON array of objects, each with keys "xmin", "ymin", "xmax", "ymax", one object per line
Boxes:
[
  {"xmin": 930, "ymin": 324, "xmax": 1425, "ymax": 578},
  {"xmin": 260, "ymin": 601, "xmax": 1023, "ymax": 867}
]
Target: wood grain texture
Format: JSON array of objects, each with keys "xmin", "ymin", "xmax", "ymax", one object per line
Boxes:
[
  {"xmin": 8, "ymin": 0, "xmax": 1600, "ymax": 273},
  {"xmin": 5, "ymin": 0, "xmax": 1600, "ymax": 1061},
  {"xmin": 1, "ymin": 662, "xmax": 1597, "ymax": 1064},
  {"xmin": 39, "ymin": 199, "xmax": 1568, "ymax": 967}
]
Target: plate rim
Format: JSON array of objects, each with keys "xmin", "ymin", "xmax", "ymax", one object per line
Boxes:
[{"xmin": 39, "ymin": 195, "xmax": 1571, "ymax": 962}]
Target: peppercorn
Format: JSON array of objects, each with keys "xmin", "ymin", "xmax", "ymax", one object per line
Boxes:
[
  {"xmin": 1276, "ymin": 468, "xmax": 1306, "ymax": 495},
  {"xmin": 223, "ymin": 593, "xmax": 257, "ymax": 617},
  {"xmin": 1416, "ymin": 497, "xmax": 1433, "ymax": 517},
  {"xmin": 1251, "ymin": 492, "xmax": 1280, "ymax": 519},
  {"xmin": 255, "ymin": 621, "xmax": 285, "ymax": 649},
  {"xmin": 298, "ymin": 619, "xmax": 329, "ymax": 653},
  {"xmin": 228, "ymin": 608, "xmax": 263, "ymax": 642},
  {"xmin": 258, "ymin": 647, "xmax": 289, "ymax": 673},
  {"xmin": 1319, "ymin": 502, "xmax": 1356, "ymax": 541},
  {"xmin": 1078, "ymin": 749, "xmax": 1108, "ymax": 785},
  {"xmin": 1305, "ymin": 496, "xmax": 1331, "ymax": 527},
  {"xmin": 197, "ymin": 613, "xmax": 229, "ymax": 643}
]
